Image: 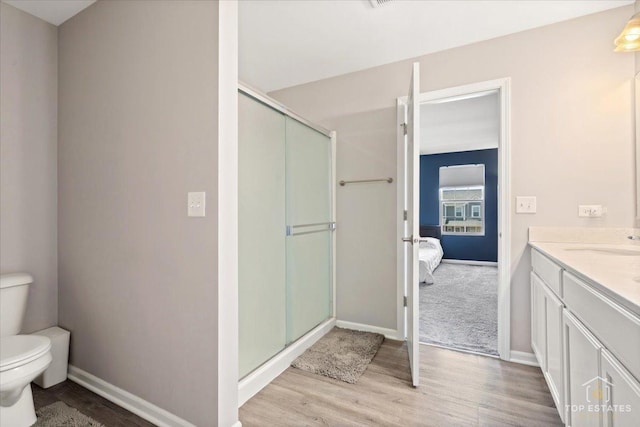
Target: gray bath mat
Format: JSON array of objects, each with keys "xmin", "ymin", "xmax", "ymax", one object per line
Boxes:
[
  {"xmin": 34, "ymin": 401, "xmax": 104, "ymax": 427},
  {"xmin": 291, "ymin": 327, "xmax": 384, "ymax": 384}
]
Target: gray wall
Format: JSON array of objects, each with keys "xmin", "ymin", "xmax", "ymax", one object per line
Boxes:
[
  {"xmin": 58, "ymin": 1, "xmax": 220, "ymax": 424},
  {"xmin": 270, "ymin": 6, "xmax": 636, "ymax": 352},
  {"xmin": 0, "ymin": 3, "xmax": 58, "ymax": 334}
]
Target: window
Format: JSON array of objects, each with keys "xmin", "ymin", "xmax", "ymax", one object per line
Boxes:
[{"xmin": 439, "ymin": 164, "xmax": 485, "ymax": 236}]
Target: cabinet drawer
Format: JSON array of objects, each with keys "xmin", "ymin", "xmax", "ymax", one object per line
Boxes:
[
  {"xmin": 563, "ymin": 271, "xmax": 640, "ymax": 382},
  {"xmin": 531, "ymin": 249, "xmax": 562, "ymax": 298}
]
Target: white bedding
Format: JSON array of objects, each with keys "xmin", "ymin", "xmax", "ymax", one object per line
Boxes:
[{"xmin": 419, "ymin": 237, "xmax": 443, "ymax": 284}]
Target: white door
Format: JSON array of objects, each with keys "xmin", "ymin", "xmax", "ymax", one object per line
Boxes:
[
  {"xmin": 530, "ymin": 273, "xmax": 546, "ymax": 371},
  {"xmin": 563, "ymin": 310, "xmax": 602, "ymax": 427},
  {"xmin": 601, "ymin": 349, "xmax": 640, "ymax": 427},
  {"xmin": 404, "ymin": 62, "xmax": 420, "ymax": 387},
  {"xmin": 543, "ymin": 283, "xmax": 565, "ymax": 422}
]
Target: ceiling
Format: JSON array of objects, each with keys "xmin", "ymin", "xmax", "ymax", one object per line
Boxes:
[
  {"xmin": 421, "ymin": 92, "xmax": 499, "ymax": 155},
  {"xmin": 3, "ymin": 0, "xmax": 96, "ymax": 26},
  {"xmin": 240, "ymin": 0, "xmax": 633, "ymax": 92},
  {"xmin": 4, "ymin": 0, "xmax": 633, "ymax": 91}
]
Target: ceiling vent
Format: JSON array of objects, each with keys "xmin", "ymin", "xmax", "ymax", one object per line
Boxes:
[{"xmin": 369, "ymin": 0, "xmax": 393, "ymax": 8}]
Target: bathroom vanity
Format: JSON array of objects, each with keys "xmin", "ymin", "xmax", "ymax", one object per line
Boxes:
[{"xmin": 529, "ymin": 228, "xmax": 640, "ymax": 426}]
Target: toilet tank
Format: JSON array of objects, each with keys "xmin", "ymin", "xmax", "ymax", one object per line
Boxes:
[{"xmin": 0, "ymin": 273, "xmax": 33, "ymax": 337}]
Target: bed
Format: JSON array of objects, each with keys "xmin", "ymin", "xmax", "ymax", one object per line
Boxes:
[{"xmin": 419, "ymin": 225, "xmax": 443, "ymax": 284}]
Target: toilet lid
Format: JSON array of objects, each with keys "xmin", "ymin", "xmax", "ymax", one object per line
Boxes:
[{"xmin": 0, "ymin": 335, "xmax": 51, "ymax": 372}]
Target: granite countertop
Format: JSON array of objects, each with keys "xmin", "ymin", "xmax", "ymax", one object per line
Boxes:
[{"xmin": 529, "ymin": 241, "xmax": 640, "ymax": 317}]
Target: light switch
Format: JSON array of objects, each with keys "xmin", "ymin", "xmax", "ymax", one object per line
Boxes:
[
  {"xmin": 188, "ymin": 192, "xmax": 206, "ymax": 217},
  {"xmin": 516, "ymin": 196, "xmax": 536, "ymax": 214}
]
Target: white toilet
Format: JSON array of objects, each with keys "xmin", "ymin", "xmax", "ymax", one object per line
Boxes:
[{"xmin": 0, "ymin": 273, "xmax": 52, "ymax": 427}]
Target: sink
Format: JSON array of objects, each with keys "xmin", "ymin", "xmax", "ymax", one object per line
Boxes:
[{"xmin": 564, "ymin": 247, "xmax": 640, "ymax": 256}]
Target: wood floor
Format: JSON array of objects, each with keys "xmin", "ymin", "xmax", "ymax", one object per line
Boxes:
[
  {"xmin": 32, "ymin": 380, "xmax": 154, "ymax": 427},
  {"xmin": 240, "ymin": 341, "xmax": 563, "ymax": 426},
  {"xmin": 30, "ymin": 342, "xmax": 560, "ymax": 426}
]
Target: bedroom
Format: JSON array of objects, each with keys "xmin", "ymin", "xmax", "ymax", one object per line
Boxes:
[{"xmin": 416, "ymin": 88, "xmax": 501, "ymax": 357}]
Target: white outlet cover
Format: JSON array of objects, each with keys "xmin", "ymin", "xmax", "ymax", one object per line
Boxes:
[
  {"xmin": 578, "ymin": 204, "xmax": 603, "ymax": 217},
  {"xmin": 188, "ymin": 192, "xmax": 206, "ymax": 217}
]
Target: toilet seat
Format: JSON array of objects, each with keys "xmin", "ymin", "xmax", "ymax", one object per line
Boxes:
[{"xmin": 0, "ymin": 336, "xmax": 51, "ymax": 372}]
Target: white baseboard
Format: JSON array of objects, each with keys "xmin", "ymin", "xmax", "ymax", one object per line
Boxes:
[
  {"xmin": 509, "ymin": 350, "xmax": 539, "ymax": 367},
  {"xmin": 238, "ymin": 318, "xmax": 336, "ymax": 407},
  {"xmin": 335, "ymin": 320, "xmax": 401, "ymax": 340},
  {"xmin": 68, "ymin": 365, "xmax": 199, "ymax": 427},
  {"xmin": 441, "ymin": 259, "xmax": 498, "ymax": 267}
]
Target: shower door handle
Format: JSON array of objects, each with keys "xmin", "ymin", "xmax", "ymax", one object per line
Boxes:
[
  {"xmin": 286, "ymin": 222, "xmax": 336, "ymax": 236},
  {"xmin": 402, "ymin": 236, "xmax": 419, "ymax": 244}
]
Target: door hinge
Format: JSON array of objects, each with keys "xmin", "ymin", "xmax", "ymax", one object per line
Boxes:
[
  {"xmin": 403, "ymin": 210, "xmax": 408, "ymax": 221},
  {"xmin": 403, "ymin": 296, "xmax": 408, "ymax": 307},
  {"xmin": 401, "ymin": 123, "xmax": 407, "ymax": 135}
]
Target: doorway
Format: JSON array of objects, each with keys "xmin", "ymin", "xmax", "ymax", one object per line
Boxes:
[
  {"xmin": 420, "ymin": 156, "xmax": 498, "ymax": 355},
  {"xmin": 396, "ymin": 76, "xmax": 511, "ymax": 369}
]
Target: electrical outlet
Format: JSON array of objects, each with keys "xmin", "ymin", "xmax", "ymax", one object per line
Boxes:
[
  {"xmin": 578, "ymin": 205, "xmax": 603, "ymax": 218},
  {"xmin": 188, "ymin": 192, "xmax": 206, "ymax": 217},
  {"xmin": 516, "ymin": 196, "xmax": 537, "ymax": 214}
]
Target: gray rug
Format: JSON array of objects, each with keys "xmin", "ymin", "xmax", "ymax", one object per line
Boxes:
[
  {"xmin": 292, "ymin": 327, "xmax": 384, "ymax": 384},
  {"xmin": 420, "ymin": 263, "xmax": 498, "ymax": 356},
  {"xmin": 34, "ymin": 401, "xmax": 104, "ymax": 427}
]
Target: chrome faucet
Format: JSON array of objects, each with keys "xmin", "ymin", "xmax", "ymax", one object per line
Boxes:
[{"xmin": 629, "ymin": 235, "xmax": 640, "ymax": 241}]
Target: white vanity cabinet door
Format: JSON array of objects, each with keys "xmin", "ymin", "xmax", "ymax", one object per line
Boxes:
[
  {"xmin": 564, "ymin": 310, "xmax": 602, "ymax": 427},
  {"xmin": 544, "ymin": 283, "xmax": 565, "ymax": 422},
  {"xmin": 600, "ymin": 349, "xmax": 640, "ymax": 427},
  {"xmin": 531, "ymin": 272, "xmax": 547, "ymax": 371}
]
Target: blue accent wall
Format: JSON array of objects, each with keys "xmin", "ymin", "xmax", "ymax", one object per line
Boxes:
[{"xmin": 419, "ymin": 149, "xmax": 498, "ymax": 262}]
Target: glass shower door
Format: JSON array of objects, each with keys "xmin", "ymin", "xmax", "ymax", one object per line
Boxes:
[
  {"xmin": 285, "ymin": 117, "xmax": 333, "ymax": 343},
  {"xmin": 238, "ymin": 89, "xmax": 334, "ymax": 379},
  {"xmin": 238, "ymin": 93, "xmax": 287, "ymax": 378}
]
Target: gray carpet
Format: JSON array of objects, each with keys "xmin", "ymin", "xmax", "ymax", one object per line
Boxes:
[
  {"xmin": 34, "ymin": 401, "xmax": 104, "ymax": 427},
  {"xmin": 420, "ymin": 263, "xmax": 498, "ymax": 356},
  {"xmin": 292, "ymin": 327, "xmax": 384, "ymax": 384}
]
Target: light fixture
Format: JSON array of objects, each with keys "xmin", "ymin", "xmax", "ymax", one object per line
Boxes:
[
  {"xmin": 369, "ymin": 0, "xmax": 393, "ymax": 8},
  {"xmin": 614, "ymin": 12, "xmax": 640, "ymax": 52}
]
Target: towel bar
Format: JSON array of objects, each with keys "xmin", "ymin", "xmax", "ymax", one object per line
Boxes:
[{"xmin": 339, "ymin": 177, "xmax": 393, "ymax": 186}]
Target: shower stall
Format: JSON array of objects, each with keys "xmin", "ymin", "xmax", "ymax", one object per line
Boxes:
[{"xmin": 238, "ymin": 84, "xmax": 336, "ymax": 403}]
